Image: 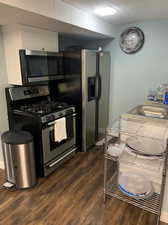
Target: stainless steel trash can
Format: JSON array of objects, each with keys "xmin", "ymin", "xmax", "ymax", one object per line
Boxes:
[{"xmin": 1, "ymin": 131, "xmax": 37, "ymax": 189}]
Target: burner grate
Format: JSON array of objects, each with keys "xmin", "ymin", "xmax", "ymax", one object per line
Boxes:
[{"xmin": 19, "ymin": 101, "xmax": 69, "ymax": 115}]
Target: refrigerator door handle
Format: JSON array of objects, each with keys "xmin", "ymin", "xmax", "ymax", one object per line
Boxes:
[
  {"xmin": 97, "ymin": 74, "xmax": 102, "ymax": 100},
  {"xmin": 95, "ymin": 75, "xmax": 99, "ymax": 100}
]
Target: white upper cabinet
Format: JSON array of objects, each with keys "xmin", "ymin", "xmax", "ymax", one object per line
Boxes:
[
  {"xmin": 2, "ymin": 24, "xmax": 58, "ymax": 85},
  {"xmin": 20, "ymin": 25, "xmax": 58, "ymax": 51}
]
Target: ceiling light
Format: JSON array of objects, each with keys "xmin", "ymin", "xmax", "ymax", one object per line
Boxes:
[{"xmin": 94, "ymin": 7, "xmax": 117, "ymax": 16}]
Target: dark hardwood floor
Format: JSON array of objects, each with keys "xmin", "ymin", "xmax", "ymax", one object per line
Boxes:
[{"xmin": 0, "ymin": 148, "xmax": 167, "ymax": 225}]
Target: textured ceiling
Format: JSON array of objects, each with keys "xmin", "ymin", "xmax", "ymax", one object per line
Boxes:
[{"xmin": 62, "ymin": 0, "xmax": 168, "ymax": 24}]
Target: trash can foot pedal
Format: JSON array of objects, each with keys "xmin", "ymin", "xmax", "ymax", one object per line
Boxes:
[{"xmin": 3, "ymin": 182, "xmax": 15, "ymax": 188}]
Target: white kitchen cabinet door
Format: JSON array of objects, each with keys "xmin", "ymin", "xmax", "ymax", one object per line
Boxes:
[{"xmin": 20, "ymin": 25, "xmax": 58, "ymax": 51}]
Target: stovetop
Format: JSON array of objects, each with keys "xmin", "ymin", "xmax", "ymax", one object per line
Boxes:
[{"xmin": 18, "ymin": 101, "xmax": 69, "ymax": 116}]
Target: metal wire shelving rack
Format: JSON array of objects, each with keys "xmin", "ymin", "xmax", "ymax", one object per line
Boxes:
[{"xmin": 104, "ymin": 133, "xmax": 168, "ymax": 225}]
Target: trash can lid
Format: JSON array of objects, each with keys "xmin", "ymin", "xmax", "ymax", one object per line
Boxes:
[{"xmin": 1, "ymin": 131, "xmax": 33, "ymax": 144}]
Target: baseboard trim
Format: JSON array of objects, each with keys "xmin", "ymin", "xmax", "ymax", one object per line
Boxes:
[
  {"xmin": 0, "ymin": 160, "xmax": 4, "ymax": 170},
  {"xmin": 161, "ymin": 211, "xmax": 168, "ymax": 223}
]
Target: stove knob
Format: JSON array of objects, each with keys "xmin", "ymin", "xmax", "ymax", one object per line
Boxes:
[{"xmin": 46, "ymin": 115, "xmax": 55, "ymax": 122}]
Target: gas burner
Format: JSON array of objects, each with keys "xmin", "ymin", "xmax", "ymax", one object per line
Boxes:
[{"xmin": 19, "ymin": 101, "xmax": 69, "ymax": 115}]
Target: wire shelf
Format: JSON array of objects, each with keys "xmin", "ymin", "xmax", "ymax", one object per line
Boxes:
[
  {"xmin": 104, "ymin": 153, "xmax": 119, "ymax": 161},
  {"xmin": 105, "ymin": 172, "xmax": 163, "ymax": 215},
  {"xmin": 104, "ymin": 125, "xmax": 168, "ymax": 225}
]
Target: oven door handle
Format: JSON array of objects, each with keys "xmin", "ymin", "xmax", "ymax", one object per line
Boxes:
[
  {"xmin": 47, "ymin": 113, "xmax": 76, "ymax": 126},
  {"xmin": 48, "ymin": 148, "xmax": 76, "ymax": 168}
]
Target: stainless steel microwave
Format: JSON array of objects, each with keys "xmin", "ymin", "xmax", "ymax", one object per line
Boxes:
[{"xmin": 19, "ymin": 49, "xmax": 63, "ymax": 84}]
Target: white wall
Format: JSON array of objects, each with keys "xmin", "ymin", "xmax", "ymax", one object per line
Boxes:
[
  {"xmin": 109, "ymin": 20, "xmax": 168, "ymax": 126},
  {"xmin": 0, "ymin": 27, "xmax": 8, "ymax": 166}
]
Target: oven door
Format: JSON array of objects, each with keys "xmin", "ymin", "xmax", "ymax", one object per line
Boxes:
[
  {"xmin": 19, "ymin": 49, "xmax": 63, "ymax": 84},
  {"xmin": 42, "ymin": 113, "xmax": 76, "ymax": 164}
]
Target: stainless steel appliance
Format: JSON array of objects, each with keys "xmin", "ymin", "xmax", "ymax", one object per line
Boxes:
[
  {"xmin": 19, "ymin": 49, "xmax": 63, "ymax": 84},
  {"xmin": 6, "ymin": 85, "xmax": 76, "ymax": 177},
  {"xmin": 1, "ymin": 131, "xmax": 37, "ymax": 189},
  {"xmin": 50, "ymin": 50, "xmax": 111, "ymax": 152}
]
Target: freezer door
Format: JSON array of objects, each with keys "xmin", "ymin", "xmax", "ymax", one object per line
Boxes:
[
  {"xmin": 97, "ymin": 52, "xmax": 111, "ymax": 140},
  {"xmin": 82, "ymin": 50, "xmax": 97, "ymax": 152}
]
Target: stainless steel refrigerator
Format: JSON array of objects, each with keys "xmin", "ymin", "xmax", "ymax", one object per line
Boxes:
[{"xmin": 50, "ymin": 49, "xmax": 111, "ymax": 152}]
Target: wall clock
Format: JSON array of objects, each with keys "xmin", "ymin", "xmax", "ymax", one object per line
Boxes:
[{"xmin": 120, "ymin": 27, "xmax": 144, "ymax": 54}]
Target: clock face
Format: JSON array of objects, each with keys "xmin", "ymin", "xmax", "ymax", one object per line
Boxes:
[{"xmin": 120, "ymin": 27, "xmax": 144, "ymax": 54}]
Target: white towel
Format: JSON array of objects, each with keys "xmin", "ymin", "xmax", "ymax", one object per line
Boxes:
[
  {"xmin": 137, "ymin": 121, "xmax": 168, "ymax": 150},
  {"xmin": 120, "ymin": 117, "xmax": 168, "ymax": 152},
  {"xmin": 119, "ymin": 149, "xmax": 164, "ymax": 185},
  {"xmin": 54, "ymin": 117, "xmax": 67, "ymax": 142}
]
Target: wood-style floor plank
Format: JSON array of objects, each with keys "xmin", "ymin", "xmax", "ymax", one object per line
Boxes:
[{"xmin": 0, "ymin": 148, "xmax": 167, "ymax": 225}]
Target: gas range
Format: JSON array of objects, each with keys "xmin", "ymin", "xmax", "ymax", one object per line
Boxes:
[
  {"xmin": 15, "ymin": 101, "xmax": 75, "ymax": 123},
  {"xmin": 6, "ymin": 85, "xmax": 77, "ymax": 177}
]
